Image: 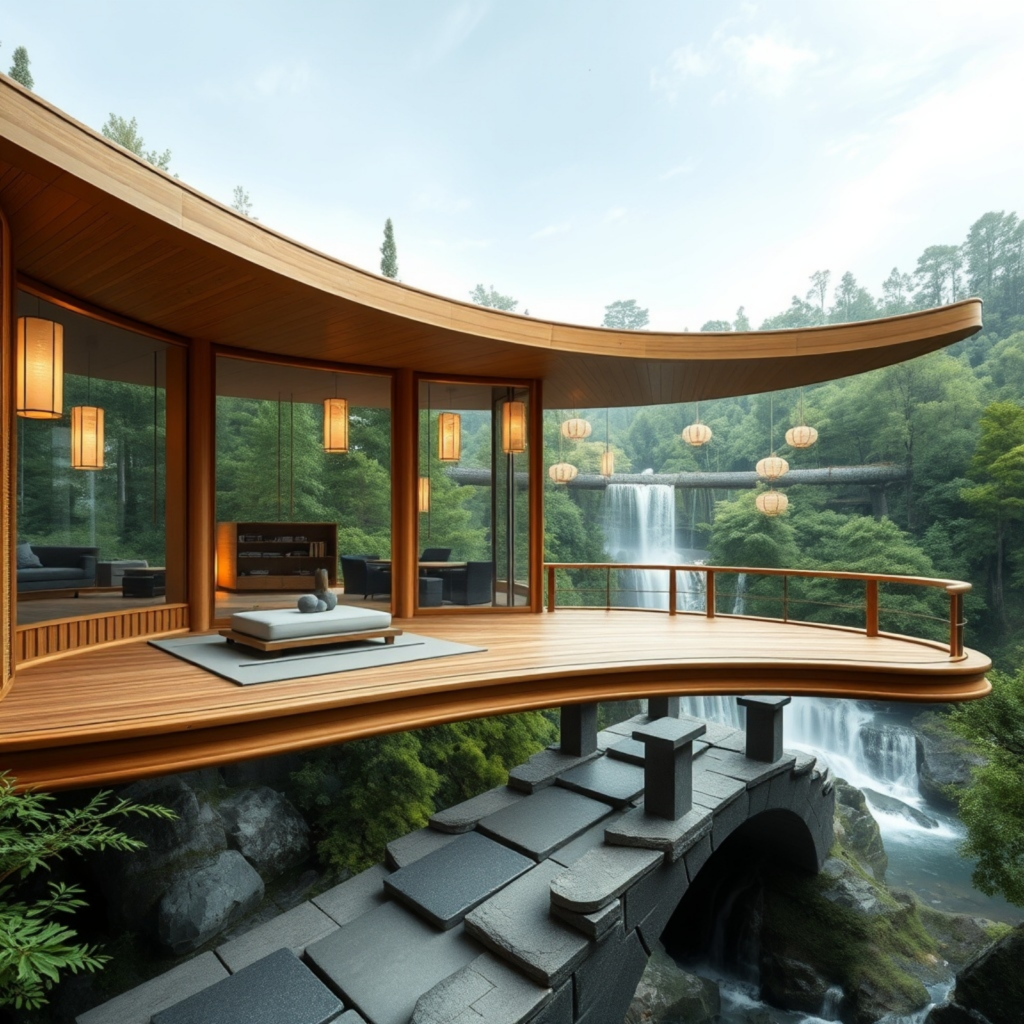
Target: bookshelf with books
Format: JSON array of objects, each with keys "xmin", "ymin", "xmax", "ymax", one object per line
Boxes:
[{"xmin": 216, "ymin": 522, "xmax": 339, "ymax": 591}]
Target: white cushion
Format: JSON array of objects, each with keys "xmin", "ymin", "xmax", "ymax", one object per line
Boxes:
[{"xmin": 230, "ymin": 605, "xmax": 392, "ymax": 641}]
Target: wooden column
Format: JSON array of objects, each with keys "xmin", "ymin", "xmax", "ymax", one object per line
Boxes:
[
  {"xmin": 392, "ymin": 369, "xmax": 417, "ymax": 618},
  {"xmin": 187, "ymin": 338, "xmax": 215, "ymax": 632},
  {"xmin": 164, "ymin": 346, "xmax": 188, "ymax": 607},
  {"xmin": 0, "ymin": 207, "xmax": 13, "ymax": 698},
  {"xmin": 528, "ymin": 379, "xmax": 544, "ymax": 613}
]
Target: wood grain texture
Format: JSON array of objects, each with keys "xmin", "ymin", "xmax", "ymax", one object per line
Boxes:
[
  {"xmin": 0, "ymin": 80, "xmax": 983, "ymax": 409},
  {"xmin": 1, "ymin": 204, "xmax": 12, "ymax": 698},
  {"xmin": 1, "ymin": 610, "xmax": 989, "ymax": 790}
]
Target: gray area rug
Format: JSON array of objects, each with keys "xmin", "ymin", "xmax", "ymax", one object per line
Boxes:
[{"xmin": 149, "ymin": 633, "xmax": 485, "ymax": 686}]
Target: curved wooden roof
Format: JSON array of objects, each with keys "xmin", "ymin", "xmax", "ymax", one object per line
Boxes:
[{"xmin": 0, "ymin": 78, "xmax": 981, "ymax": 407}]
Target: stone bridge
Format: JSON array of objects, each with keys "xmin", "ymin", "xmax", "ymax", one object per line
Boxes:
[{"xmin": 80, "ymin": 697, "xmax": 835, "ymax": 1024}]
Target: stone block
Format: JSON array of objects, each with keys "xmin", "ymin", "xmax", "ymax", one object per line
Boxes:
[
  {"xmin": 547, "ymin": 809, "xmax": 627, "ymax": 869},
  {"xmin": 605, "ymin": 736, "xmax": 647, "ymax": 766},
  {"xmin": 216, "ymin": 901, "xmax": 337, "ymax": 973},
  {"xmin": 700, "ymin": 720, "xmax": 746, "ymax": 750},
  {"xmin": 151, "ymin": 948, "xmax": 342, "ymax": 1024},
  {"xmin": 384, "ymin": 831, "xmax": 533, "ymax": 930},
  {"xmin": 692, "ymin": 768, "xmax": 746, "ymax": 808},
  {"xmin": 337, "ymin": 1013, "xmax": 367, "ymax": 1024},
  {"xmin": 411, "ymin": 951, "xmax": 552, "ymax": 1024},
  {"xmin": 747, "ymin": 779, "xmax": 770, "ymax": 816},
  {"xmin": 605, "ymin": 805, "xmax": 711, "ymax": 862},
  {"xmin": 550, "ymin": 845, "xmax": 662, "ymax": 913},
  {"xmin": 312, "ymin": 863, "xmax": 389, "ymax": 926},
  {"xmin": 791, "ymin": 751, "xmax": 817, "ymax": 776},
  {"xmin": 633, "ymin": 717, "xmax": 706, "ymax": 821},
  {"xmin": 508, "ymin": 747, "xmax": 601, "ymax": 794},
  {"xmin": 530, "ymin": 982, "xmax": 573, "ymax": 1024},
  {"xmin": 76, "ymin": 952, "xmax": 228, "ymax": 1024},
  {"xmin": 737, "ymin": 695, "xmax": 791, "ymax": 763},
  {"xmin": 574, "ymin": 925, "xmax": 648, "ymax": 1024},
  {"xmin": 386, "ymin": 826, "xmax": 458, "ymax": 869},
  {"xmin": 306, "ymin": 900, "xmax": 481, "ymax": 1024},
  {"xmin": 623, "ymin": 854, "xmax": 688, "ymax": 936},
  {"xmin": 560, "ymin": 703, "xmax": 598, "ymax": 756},
  {"xmin": 601, "ymin": 714, "xmax": 649, "ymax": 738},
  {"xmin": 555, "ymin": 756, "xmax": 645, "ymax": 807},
  {"xmin": 464, "ymin": 860, "xmax": 591, "ymax": 988},
  {"xmin": 478, "ymin": 786, "xmax": 612, "ymax": 861},
  {"xmin": 646, "ymin": 696, "xmax": 680, "ymax": 719},
  {"xmin": 684, "ymin": 832, "xmax": 713, "ymax": 882},
  {"xmin": 701, "ymin": 746, "xmax": 795, "ymax": 788},
  {"xmin": 430, "ymin": 786, "xmax": 525, "ymax": 834},
  {"xmin": 549, "ymin": 898, "xmax": 622, "ymax": 940},
  {"xmin": 710, "ymin": 789, "xmax": 750, "ymax": 850}
]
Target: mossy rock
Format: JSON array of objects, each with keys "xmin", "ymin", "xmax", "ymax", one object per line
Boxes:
[{"xmin": 625, "ymin": 946, "xmax": 720, "ymax": 1024}]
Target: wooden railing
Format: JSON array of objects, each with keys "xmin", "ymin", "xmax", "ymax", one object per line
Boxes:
[{"xmin": 544, "ymin": 562, "xmax": 970, "ymax": 659}]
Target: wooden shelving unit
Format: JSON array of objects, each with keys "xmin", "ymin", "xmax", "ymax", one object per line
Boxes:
[{"xmin": 216, "ymin": 522, "xmax": 338, "ymax": 591}]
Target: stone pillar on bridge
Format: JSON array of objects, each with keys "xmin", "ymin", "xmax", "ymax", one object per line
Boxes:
[
  {"xmin": 560, "ymin": 703, "xmax": 597, "ymax": 757},
  {"xmin": 632, "ymin": 717, "xmax": 707, "ymax": 820},
  {"xmin": 647, "ymin": 696, "xmax": 680, "ymax": 719},
  {"xmin": 737, "ymin": 695, "xmax": 791, "ymax": 762}
]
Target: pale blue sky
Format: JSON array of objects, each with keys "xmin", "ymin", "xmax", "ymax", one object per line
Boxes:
[{"xmin": 5, "ymin": 1, "xmax": 1023, "ymax": 329}]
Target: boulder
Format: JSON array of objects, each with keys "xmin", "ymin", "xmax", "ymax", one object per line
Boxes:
[
  {"xmin": 913, "ymin": 711, "xmax": 987, "ymax": 811},
  {"xmin": 157, "ymin": 849, "xmax": 264, "ymax": 954},
  {"xmin": 818, "ymin": 857, "xmax": 886, "ymax": 917},
  {"xmin": 624, "ymin": 946, "xmax": 720, "ymax": 1024},
  {"xmin": 760, "ymin": 955, "xmax": 831, "ymax": 1015},
  {"xmin": 833, "ymin": 780, "xmax": 888, "ymax": 881},
  {"xmin": 218, "ymin": 786, "xmax": 310, "ymax": 879}
]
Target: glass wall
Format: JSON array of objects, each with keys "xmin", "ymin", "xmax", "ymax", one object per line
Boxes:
[
  {"xmin": 15, "ymin": 292, "xmax": 177, "ymax": 626},
  {"xmin": 214, "ymin": 355, "xmax": 392, "ymax": 618},
  {"xmin": 417, "ymin": 380, "xmax": 531, "ymax": 609}
]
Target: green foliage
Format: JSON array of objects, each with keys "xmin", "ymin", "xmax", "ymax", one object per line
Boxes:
[
  {"xmin": 231, "ymin": 186, "xmax": 255, "ymax": 219},
  {"xmin": 469, "ymin": 284, "xmax": 517, "ymax": 311},
  {"xmin": 700, "ymin": 319, "xmax": 732, "ymax": 332},
  {"xmin": 100, "ymin": 114, "xmax": 172, "ymax": 171},
  {"xmin": 9, "ymin": 45, "xmax": 33, "ymax": 90},
  {"xmin": 380, "ymin": 218, "xmax": 398, "ymax": 279},
  {"xmin": 0, "ymin": 775, "xmax": 175, "ymax": 1010},
  {"xmin": 601, "ymin": 299, "xmax": 648, "ymax": 330}
]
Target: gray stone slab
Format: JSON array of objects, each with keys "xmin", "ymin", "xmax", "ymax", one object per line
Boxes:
[
  {"xmin": 692, "ymin": 768, "xmax": 746, "ymax": 808},
  {"xmin": 555, "ymin": 756, "xmax": 645, "ymax": 807},
  {"xmin": 550, "ymin": 845, "xmax": 662, "ymax": 913},
  {"xmin": 632, "ymin": 715, "xmax": 706, "ymax": 748},
  {"xmin": 77, "ymin": 951, "xmax": 229, "ymax": 1024},
  {"xmin": 384, "ymin": 831, "xmax": 533, "ymax": 930},
  {"xmin": 624, "ymin": 853, "xmax": 689, "ymax": 937},
  {"xmin": 312, "ymin": 863, "xmax": 390, "ymax": 926},
  {"xmin": 600, "ymin": 714, "xmax": 648, "ymax": 738},
  {"xmin": 574, "ymin": 925, "xmax": 649, "ymax": 1024},
  {"xmin": 306, "ymin": 900, "xmax": 482, "ymax": 1024},
  {"xmin": 604, "ymin": 804, "xmax": 712, "ymax": 862},
  {"xmin": 386, "ymin": 826, "xmax": 458, "ymax": 869},
  {"xmin": 546, "ymin": 808, "xmax": 627, "ymax": 869},
  {"xmin": 791, "ymin": 750, "xmax": 817, "ymax": 776},
  {"xmin": 701, "ymin": 746, "xmax": 796, "ymax": 787},
  {"xmin": 477, "ymin": 786, "xmax": 612, "ymax": 862},
  {"xmin": 411, "ymin": 951, "xmax": 552, "ymax": 1024},
  {"xmin": 596, "ymin": 729, "xmax": 625, "ymax": 752},
  {"xmin": 216, "ymin": 901, "xmax": 338, "ymax": 972},
  {"xmin": 464, "ymin": 860, "xmax": 591, "ymax": 988},
  {"xmin": 549, "ymin": 897, "xmax": 622, "ymax": 940},
  {"xmin": 605, "ymin": 736, "xmax": 646, "ymax": 765},
  {"xmin": 430, "ymin": 786, "xmax": 525, "ymax": 834},
  {"xmin": 338, "ymin": 1013, "xmax": 367, "ymax": 1024},
  {"xmin": 151, "ymin": 948, "xmax": 342, "ymax": 1024},
  {"xmin": 507, "ymin": 747, "xmax": 601, "ymax": 793},
  {"xmin": 700, "ymin": 721, "xmax": 746, "ymax": 750}
]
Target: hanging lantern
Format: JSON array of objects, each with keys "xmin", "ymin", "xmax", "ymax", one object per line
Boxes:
[
  {"xmin": 438, "ymin": 411, "xmax": 461, "ymax": 461},
  {"xmin": 323, "ymin": 397, "xmax": 349, "ymax": 452},
  {"xmin": 502, "ymin": 400, "xmax": 527, "ymax": 454},
  {"xmin": 548, "ymin": 462, "xmax": 578, "ymax": 484},
  {"xmin": 756, "ymin": 454, "xmax": 789, "ymax": 481},
  {"xmin": 756, "ymin": 490, "xmax": 789, "ymax": 516},
  {"xmin": 601, "ymin": 450, "xmax": 615, "ymax": 477},
  {"xmin": 682, "ymin": 422, "xmax": 712, "ymax": 447},
  {"xmin": 16, "ymin": 316, "xmax": 63, "ymax": 419},
  {"xmin": 70, "ymin": 405, "xmax": 104, "ymax": 470},
  {"xmin": 561, "ymin": 417, "xmax": 592, "ymax": 441},
  {"xmin": 418, "ymin": 476, "xmax": 430, "ymax": 513},
  {"xmin": 785, "ymin": 424, "xmax": 819, "ymax": 449}
]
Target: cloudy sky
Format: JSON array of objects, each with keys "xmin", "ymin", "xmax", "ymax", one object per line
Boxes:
[{"xmin": 5, "ymin": 1, "xmax": 1023, "ymax": 330}]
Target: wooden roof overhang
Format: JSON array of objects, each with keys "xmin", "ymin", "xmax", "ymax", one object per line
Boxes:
[{"xmin": 0, "ymin": 78, "xmax": 982, "ymax": 407}]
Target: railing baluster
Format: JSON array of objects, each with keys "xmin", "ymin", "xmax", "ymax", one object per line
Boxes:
[
  {"xmin": 547, "ymin": 565, "xmax": 556, "ymax": 613},
  {"xmin": 949, "ymin": 588, "xmax": 964, "ymax": 658},
  {"xmin": 706, "ymin": 570, "xmax": 715, "ymax": 619},
  {"xmin": 783, "ymin": 576, "xmax": 789, "ymax": 622},
  {"xmin": 865, "ymin": 579, "xmax": 879, "ymax": 637},
  {"xmin": 606, "ymin": 567, "xmax": 611, "ymax": 610},
  {"xmin": 669, "ymin": 568, "xmax": 677, "ymax": 615}
]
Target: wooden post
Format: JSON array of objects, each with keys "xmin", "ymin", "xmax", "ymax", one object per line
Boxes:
[
  {"xmin": 392, "ymin": 369, "xmax": 417, "ymax": 619},
  {"xmin": 949, "ymin": 589, "xmax": 964, "ymax": 658},
  {"xmin": 706, "ymin": 570, "xmax": 715, "ymax": 619},
  {"xmin": 187, "ymin": 338, "xmax": 215, "ymax": 633},
  {"xmin": 669, "ymin": 568, "xmax": 677, "ymax": 615},
  {"xmin": 782, "ymin": 576, "xmax": 789, "ymax": 622},
  {"xmin": 606, "ymin": 566, "xmax": 611, "ymax": 609},
  {"xmin": 163, "ymin": 346, "xmax": 188, "ymax": 606},
  {"xmin": 528, "ymin": 379, "xmax": 544, "ymax": 613},
  {"xmin": 865, "ymin": 578, "xmax": 879, "ymax": 637},
  {"xmin": 0, "ymin": 206, "xmax": 13, "ymax": 696},
  {"xmin": 547, "ymin": 565, "xmax": 556, "ymax": 612}
]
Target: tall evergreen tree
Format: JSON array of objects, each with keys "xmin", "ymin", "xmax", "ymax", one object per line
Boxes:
[
  {"xmin": 100, "ymin": 114, "xmax": 172, "ymax": 172},
  {"xmin": 8, "ymin": 45, "xmax": 32, "ymax": 90},
  {"xmin": 380, "ymin": 218, "xmax": 398, "ymax": 278}
]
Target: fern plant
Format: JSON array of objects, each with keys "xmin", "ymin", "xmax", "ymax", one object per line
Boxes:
[{"xmin": 0, "ymin": 772, "xmax": 175, "ymax": 1010}]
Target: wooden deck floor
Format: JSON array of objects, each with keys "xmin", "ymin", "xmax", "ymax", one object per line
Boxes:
[{"xmin": 0, "ymin": 611, "xmax": 991, "ymax": 791}]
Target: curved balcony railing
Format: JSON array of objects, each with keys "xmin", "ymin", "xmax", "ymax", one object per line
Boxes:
[{"xmin": 543, "ymin": 562, "xmax": 971, "ymax": 660}]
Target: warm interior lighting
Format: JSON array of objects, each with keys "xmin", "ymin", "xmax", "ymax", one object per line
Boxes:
[
  {"xmin": 549, "ymin": 462, "xmax": 578, "ymax": 484},
  {"xmin": 16, "ymin": 316, "xmax": 63, "ymax": 419},
  {"xmin": 601, "ymin": 450, "xmax": 615, "ymax": 476},
  {"xmin": 438, "ymin": 411, "xmax": 461, "ymax": 461},
  {"xmin": 323, "ymin": 397, "xmax": 349, "ymax": 453},
  {"xmin": 70, "ymin": 406, "xmax": 104, "ymax": 470},
  {"xmin": 561, "ymin": 417, "xmax": 592, "ymax": 440},
  {"xmin": 418, "ymin": 476, "xmax": 430, "ymax": 513},
  {"xmin": 756, "ymin": 490, "xmax": 789, "ymax": 516},
  {"xmin": 786, "ymin": 424, "xmax": 819, "ymax": 449},
  {"xmin": 502, "ymin": 401, "xmax": 527, "ymax": 454},
  {"xmin": 756, "ymin": 454, "xmax": 789, "ymax": 481},
  {"xmin": 682, "ymin": 422, "xmax": 712, "ymax": 447}
]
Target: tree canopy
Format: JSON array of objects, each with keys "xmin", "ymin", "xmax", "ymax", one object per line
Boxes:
[
  {"xmin": 602, "ymin": 299, "xmax": 649, "ymax": 330},
  {"xmin": 380, "ymin": 218, "xmax": 398, "ymax": 279},
  {"xmin": 469, "ymin": 284, "xmax": 518, "ymax": 311},
  {"xmin": 100, "ymin": 114, "xmax": 172, "ymax": 172}
]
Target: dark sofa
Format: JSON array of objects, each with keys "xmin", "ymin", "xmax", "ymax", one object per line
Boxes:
[{"xmin": 17, "ymin": 545, "xmax": 98, "ymax": 594}]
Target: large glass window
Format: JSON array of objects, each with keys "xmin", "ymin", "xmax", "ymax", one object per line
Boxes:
[
  {"xmin": 417, "ymin": 380, "xmax": 531, "ymax": 609},
  {"xmin": 15, "ymin": 292, "xmax": 178, "ymax": 626},
  {"xmin": 214, "ymin": 356, "xmax": 392, "ymax": 618}
]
